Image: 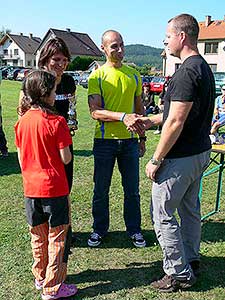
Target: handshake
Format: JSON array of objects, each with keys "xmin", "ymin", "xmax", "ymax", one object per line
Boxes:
[{"xmin": 122, "ymin": 113, "xmax": 153, "ymax": 136}]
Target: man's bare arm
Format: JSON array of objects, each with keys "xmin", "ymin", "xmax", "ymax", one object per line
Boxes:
[
  {"xmin": 88, "ymin": 94, "xmax": 128, "ymax": 121},
  {"xmin": 88, "ymin": 94, "xmax": 144, "ymax": 135}
]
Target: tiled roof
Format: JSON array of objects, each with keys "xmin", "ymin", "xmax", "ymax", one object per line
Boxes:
[
  {"xmin": 37, "ymin": 28, "xmax": 102, "ymax": 57},
  {"xmin": 199, "ymin": 19, "xmax": 225, "ymax": 40},
  {"xmin": 8, "ymin": 34, "xmax": 41, "ymax": 53}
]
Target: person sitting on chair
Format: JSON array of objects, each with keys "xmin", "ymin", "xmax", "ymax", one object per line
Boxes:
[
  {"xmin": 141, "ymin": 85, "xmax": 159, "ymax": 115},
  {"xmin": 211, "ymin": 84, "xmax": 225, "ymax": 137}
]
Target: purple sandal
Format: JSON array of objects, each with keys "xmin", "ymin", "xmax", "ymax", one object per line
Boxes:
[{"xmin": 41, "ymin": 283, "xmax": 78, "ymax": 300}]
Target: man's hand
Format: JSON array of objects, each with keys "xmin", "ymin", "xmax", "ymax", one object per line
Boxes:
[
  {"xmin": 126, "ymin": 116, "xmax": 157, "ymax": 134},
  {"xmin": 123, "ymin": 113, "xmax": 145, "ymax": 136},
  {"xmin": 145, "ymin": 160, "xmax": 160, "ymax": 181}
]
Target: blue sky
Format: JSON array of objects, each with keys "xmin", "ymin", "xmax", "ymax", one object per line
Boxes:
[{"xmin": 1, "ymin": 0, "xmax": 224, "ymax": 48}]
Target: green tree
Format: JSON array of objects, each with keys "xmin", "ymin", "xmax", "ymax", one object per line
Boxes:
[
  {"xmin": 0, "ymin": 27, "xmax": 11, "ymax": 40},
  {"xmin": 67, "ymin": 56, "xmax": 104, "ymax": 71},
  {"xmin": 0, "ymin": 27, "xmax": 11, "ymax": 66}
]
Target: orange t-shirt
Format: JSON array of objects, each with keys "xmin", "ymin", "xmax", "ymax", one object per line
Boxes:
[{"xmin": 15, "ymin": 109, "xmax": 72, "ymax": 197}]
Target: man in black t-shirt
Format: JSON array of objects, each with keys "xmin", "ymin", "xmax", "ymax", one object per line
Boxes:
[{"xmin": 128, "ymin": 14, "xmax": 215, "ymax": 292}]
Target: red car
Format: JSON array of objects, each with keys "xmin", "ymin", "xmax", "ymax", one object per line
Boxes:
[{"xmin": 149, "ymin": 76, "xmax": 167, "ymax": 94}]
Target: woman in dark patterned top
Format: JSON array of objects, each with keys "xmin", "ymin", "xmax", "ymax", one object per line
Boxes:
[{"xmin": 38, "ymin": 38, "xmax": 76, "ymax": 242}]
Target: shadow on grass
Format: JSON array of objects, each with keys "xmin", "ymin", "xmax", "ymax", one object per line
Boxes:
[
  {"xmin": 67, "ymin": 255, "xmax": 225, "ymax": 298},
  {"xmin": 191, "ymin": 255, "xmax": 225, "ymax": 292},
  {"xmin": 67, "ymin": 260, "xmax": 161, "ymax": 299},
  {"xmin": 202, "ymin": 220, "xmax": 225, "ymax": 242},
  {"xmin": 73, "ymin": 150, "xmax": 93, "ymax": 157},
  {"xmin": 0, "ymin": 151, "xmax": 21, "ymax": 176},
  {"xmin": 71, "ymin": 230, "xmax": 157, "ymax": 249}
]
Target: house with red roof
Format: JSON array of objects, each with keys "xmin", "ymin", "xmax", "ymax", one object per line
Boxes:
[{"xmin": 163, "ymin": 15, "xmax": 225, "ymax": 76}]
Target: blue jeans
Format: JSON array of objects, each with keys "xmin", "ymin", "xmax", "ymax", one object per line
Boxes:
[{"xmin": 92, "ymin": 138, "xmax": 141, "ymax": 236}]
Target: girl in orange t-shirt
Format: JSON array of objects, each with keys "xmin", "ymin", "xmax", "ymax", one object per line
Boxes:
[{"xmin": 15, "ymin": 70, "xmax": 77, "ymax": 300}]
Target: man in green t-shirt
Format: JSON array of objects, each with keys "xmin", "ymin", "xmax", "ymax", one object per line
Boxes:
[
  {"xmin": 0, "ymin": 70, "xmax": 8, "ymax": 157},
  {"xmin": 87, "ymin": 30, "xmax": 146, "ymax": 248}
]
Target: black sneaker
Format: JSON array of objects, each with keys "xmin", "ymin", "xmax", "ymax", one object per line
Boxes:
[
  {"xmin": 190, "ymin": 260, "xmax": 200, "ymax": 277},
  {"xmin": 131, "ymin": 233, "xmax": 146, "ymax": 248},
  {"xmin": 88, "ymin": 232, "xmax": 102, "ymax": 247},
  {"xmin": 151, "ymin": 274, "xmax": 196, "ymax": 293}
]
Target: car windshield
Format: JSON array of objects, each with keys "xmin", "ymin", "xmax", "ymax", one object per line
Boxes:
[{"xmin": 152, "ymin": 77, "xmax": 165, "ymax": 83}]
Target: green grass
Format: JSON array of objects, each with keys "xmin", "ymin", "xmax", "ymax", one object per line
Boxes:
[{"xmin": 0, "ymin": 80, "xmax": 225, "ymax": 300}]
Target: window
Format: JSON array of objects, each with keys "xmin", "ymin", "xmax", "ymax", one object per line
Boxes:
[
  {"xmin": 27, "ymin": 60, "xmax": 31, "ymax": 66},
  {"xmin": 209, "ymin": 64, "xmax": 217, "ymax": 72},
  {"xmin": 14, "ymin": 49, "xmax": 19, "ymax": 55},
  {"xmin": 3, "ymin": 49, "xmax": 8, "ymax": 55},
  {"xmin": 33, "ymin": 60, "xmax": 36, "ymax": 67},
  {"xmin": 205, "ymin": 42, "xmax": 218, "ymax": 54}
]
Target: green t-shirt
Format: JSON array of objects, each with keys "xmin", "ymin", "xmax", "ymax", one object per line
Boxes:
[{"xmin": 88, "ymin": 64, "xmax": 142, "ymax": 139}]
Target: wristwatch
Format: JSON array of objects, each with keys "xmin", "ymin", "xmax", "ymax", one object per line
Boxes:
[{"xmin": 150, "ymin": 157, "xmax": 163, "ymax": 166}]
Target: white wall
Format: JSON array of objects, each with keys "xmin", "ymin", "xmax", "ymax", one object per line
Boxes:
[
  {"xmin": 25, "ymin": 53, "xmax": 36, "ymax": 68},
  {"xmin": 198, "ymin": 41, "xmax": 225, "ymax": 72},
  {"xmin": 0, "ymin": 37, "xmax": 25, "ymax": 66},
  {"xmin": 165, "ymin": 39, "xmax": 225, "ymax": 76}
]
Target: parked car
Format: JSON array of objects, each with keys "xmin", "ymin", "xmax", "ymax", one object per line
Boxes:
[
  {"xmin": 1, "ymin": 66, "xmax": 23, "ymax": 79},
  {"xmin": 7, "ymin": 68, "xmax": 21, "ymax": 80},
  {"xmin": 64, "ymin": 71, "xmax": 81, "ymax": 85},
  {"xmin": 141, "ymin": 75, "xmax": 153, "ymax": 88},
  {"xmin": 213, "ymin": 72, "xmax": 225, "ymax": 96},
  {"xmin": 16, "ymin": 69, "xmax": 31, "ymax": 81},
  {"xmin": 79, "ymin": 72, "xmax": 90, "ymax": 88},
  {"xmin": 1, "ymin": 66, "xmax": 14, "ymax": 79},
  {"xmin": 150, "ymin": 76, "xmax": 167, "ymax": 94}
]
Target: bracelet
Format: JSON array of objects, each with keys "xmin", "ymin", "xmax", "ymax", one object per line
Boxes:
[
  {"xmin": 120, "ymin": 112, "xmax": 126, "ymax": 122},
  {"xmin": 139, "ymin": 136, "xmax": 147, "ymax": 142}
]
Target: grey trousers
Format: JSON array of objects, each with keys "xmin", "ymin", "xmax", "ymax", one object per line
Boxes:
[{"xmin": 151, "ymin": 150, "xmax": 211, "ymax": 279}]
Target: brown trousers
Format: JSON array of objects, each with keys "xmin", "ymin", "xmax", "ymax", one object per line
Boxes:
[{"xmin": 25, "ymin": 196, "xmax": 71, "ymax": 296}]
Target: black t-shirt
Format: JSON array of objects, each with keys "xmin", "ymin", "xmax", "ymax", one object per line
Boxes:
[
  {"xmin": 55, "ymin": 74, "xmax": 76, "ymax": 121},
  {"xmin": 163, "ymin": 55, "xmax": 215, "ymax": 158}
]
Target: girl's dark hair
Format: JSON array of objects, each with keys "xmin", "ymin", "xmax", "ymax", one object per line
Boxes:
[
  {"xmin": 38, "ymin": 37, "xmax": 71, "ymax": 68},
  {"xmin": 18, "ymin": 70, "xmax": 56, "ymax": 116}
]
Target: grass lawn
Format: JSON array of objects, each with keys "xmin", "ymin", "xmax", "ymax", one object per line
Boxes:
[{"xmin": 0, "ymin": 80, "xmax": 225, "ymax": 300}]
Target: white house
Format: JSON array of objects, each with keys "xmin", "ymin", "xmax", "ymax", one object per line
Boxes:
[
  {"xmin": 0, "ymin": 33, "xmax": 41, "ymax": 67},
  {"xmin": 163, "ymin": 15, "xmax": 225, "ymax": 76}
]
